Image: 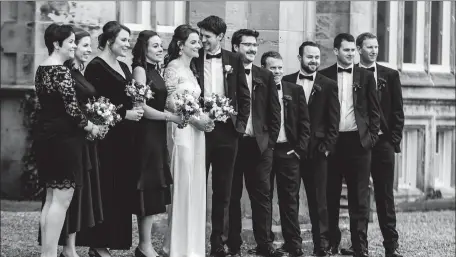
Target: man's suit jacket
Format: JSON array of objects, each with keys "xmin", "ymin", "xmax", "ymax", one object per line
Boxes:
[
  {"xmin": 195, "ymin": 48, "xmax": 251, "ymax": 133},
  {"xmin": 283, "ymin": 72, "xmax": 340, "ymax": 156},
  {"xmin": 356, "ymin": 63, "xmax": 405, "ymax": 153},
  {"xmin": 319, "ymin": 64, "xmax": 381, "ymax": 150},
  {"xmin": 279, "ymin": 80, "xmax": 311, "ymax": 157},
  {"xmin": 249, "ymin": 65, "xmax": 281, "ymax": 154}
]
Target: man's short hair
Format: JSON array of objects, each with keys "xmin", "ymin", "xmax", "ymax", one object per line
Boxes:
[
  {"xmin": 197, "ymin": 15, "xmax": 227, "ymax": 36},
  {"xmin": 298, "ymin": 41, "xmax": 320, "ymax": 56},
  {"xmin": 261, "ymin": 51, "xmax": 282, "ymax": 67},
  {"xmin": 356, "ymin": 32, "xmax": 377, "ymax": 48},
  {"xmin": 231, "ymin": 29, "xmax": 260, "ymax": 52},
  {"xmin": 333, "ymin": 33, "xmax": 355, "ymax": 49}
]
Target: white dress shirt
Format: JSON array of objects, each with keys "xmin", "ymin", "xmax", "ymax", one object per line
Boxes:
[
  {"xmin": 359, "ymin": 62, "xmax": 382, "ymax": 135},
  {"xmin": 337, "ymin": 63, "xmax": 357, "ymax": 132},
  {"xmin": 203, "ymin": 48, "xmax": 225, "ymax": 97},
  {"xmin": 276, "ymin": 83, "xmax": 287, "ymax": 143},
  {"xmin": 244, "ymin": 63, "xmax": 254, "ymax": 136},
  {"xmin": 295, "ymin": 71, "xmax": 316, "ymax": 104}
]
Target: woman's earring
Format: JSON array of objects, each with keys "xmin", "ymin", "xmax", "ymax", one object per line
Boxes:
[{"xmin": 179, "ymin": 50, "xmax": 183, "ymax": 56}]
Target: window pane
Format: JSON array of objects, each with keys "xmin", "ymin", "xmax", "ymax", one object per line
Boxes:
[
  {"xmin": 156, "ymin": 1, "xmax": 175, "ymax": 26},
  {"xmin": 120, "ymin": 1, "xmax": 138, "ymax": 24},
  {"xmin": 403, "ymin": 1, "xmax": 417, "ymax": 63},
  {"xmin": 430, "ymin": 1, "xmax": 443, "ymax": 65},
  {"xmin": 377, "ymin": 1, "xmax": 390, "ymax": 62}
]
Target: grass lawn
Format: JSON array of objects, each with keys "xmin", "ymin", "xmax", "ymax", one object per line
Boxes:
[{"xmin": 1, "ymin": 200, "xmax": 454, "ymax": 257}]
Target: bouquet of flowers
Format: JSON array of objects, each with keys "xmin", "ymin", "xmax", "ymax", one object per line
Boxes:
[
  {"xmin": 202, "ymin": 94, "xmax": 237, "ymax": 122},
  {"xmin": 171, "ymin": 90, "xmax": 202, "ymax": 129},
  {"xmin": 85, "ymin": 96, "xmax": 123, "ymax": 140},
  {"xmin": 125, "ymin": 79, "xmax": 154, "ymax": 107}
]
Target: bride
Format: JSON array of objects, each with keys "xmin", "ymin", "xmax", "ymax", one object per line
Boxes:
[{"xmin": 162, "ymin": 24, "xmax": 214, "ymax": 257}]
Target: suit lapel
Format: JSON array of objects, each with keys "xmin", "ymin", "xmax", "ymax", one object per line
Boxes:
[
  {"xmin": 281, "ymin": 82, "xmax": 292, "ymax": 137},
  {"xmin": 352, "ymin": 67, "xmax": 361, "ymax": 106},
  {"xmin": 309, "ymin": 73, "xmax": 322, "ymax": 106},
  {"xmin": 196, "ymin": 48, "xmax": 205, "ymax": 93},
  {"xmin": 291, "ymin": 72, "xmax": 299, "ymax": 84},
  {"xmin": 325, "ymin": 64, "xmax": 338, "ymax": 82},
  {"xmin": 221, "ymin": 49, "xmax": 230, "ymax": 95},
  {"xmin": 376, "ymin": 63, "xmax": 387, "ymax": 102}
]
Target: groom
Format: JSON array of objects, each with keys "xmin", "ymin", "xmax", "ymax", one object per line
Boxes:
[{"xmin": 195, "ymin": 15, "xmax": 251, "ymax": 257}]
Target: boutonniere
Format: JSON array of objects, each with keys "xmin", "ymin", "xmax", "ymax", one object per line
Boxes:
[
  {"xmin": 253, "ymin": 77, "xmax": 264, "ymax": 91},
  {"xmin": 377, "ymin": 78, "xmax": 387, "ymax": 91},
  {"xmin": 353, "ymin": 82, "xmax": 362, "ymax": 92},
  {"xmin": 311, "ymin": 84, "xmax": 322, "ymax": 97},
  {"xmin": 283, "ymin": 95, "xmax": 292, "ymax": 101},
  {"xmin": 224, "ymin": 65, "xmax": 233, "ymax": 79}
]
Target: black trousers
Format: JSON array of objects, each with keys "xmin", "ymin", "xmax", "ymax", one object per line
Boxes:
[
  {"xmin": 269, "ymin": 142, "xmax": 302, "ymax": 251},
  {"xmin": 327, "ymin": 131, "xmax": 371, "ymax": 253},
  {"xmin": 301, "ymin": 151, "xmax": 329, "ymax": 251},
  {"xmin": 206, "ymin": 121, "xmax": 239, "ymax": 250},
  {"xmin": 371, "ymin": 135, "xmax": 399, "ymax": 251},
  {"xmin": 227, "ymin": 136, "xmax": 274, "ymax": 251}
]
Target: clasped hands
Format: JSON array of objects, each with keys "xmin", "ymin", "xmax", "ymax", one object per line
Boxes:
[{"xmin": 192, "ymin": 114, "xmax": 215, "ymax": 132}]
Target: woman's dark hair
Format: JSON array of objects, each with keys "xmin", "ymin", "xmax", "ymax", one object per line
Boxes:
[
  {"xmin": 132, "ymin": 30, "xmax": 160, "ymax": 71},
  {"xmin": 44, "ymin": 23, "xmax": 74, "ymax": 55},
  {"xmin": 64, "ymin": 27, "xmax": 91, "ymax": 70},
  {"xmin": 97, "ymin": 21, "xmax": 131, "ymax": 51},
  {"xmin": 164, "ymin": 24, "xmax": 199, "ymax": 71}
]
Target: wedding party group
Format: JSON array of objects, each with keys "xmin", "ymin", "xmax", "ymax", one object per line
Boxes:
[{"xmin": 33, "ymin": 14, "xmax": 404, "ymax": 257}]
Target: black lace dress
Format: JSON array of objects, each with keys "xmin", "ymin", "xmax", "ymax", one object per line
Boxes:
[
  {"xmin": 33, "ymin": 65, "xmax": 88, "ymax": 190},
  {"xmin": 131, "ymin": 62, "xmax": 172, "ymax": 216}
]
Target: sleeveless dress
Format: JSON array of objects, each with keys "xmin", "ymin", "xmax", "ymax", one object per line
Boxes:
[
  {"xmin": 163, "ymin": 63, "xmax": 206, "ymax": 257},
  {"xmin": 131, "ymin": 62, "xmax": 172, "ymax": 216}
]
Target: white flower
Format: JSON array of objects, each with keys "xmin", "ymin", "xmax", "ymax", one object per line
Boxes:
[{"xmin": 224, "ymin": 65, "xmax": 232, "ymax": 73}]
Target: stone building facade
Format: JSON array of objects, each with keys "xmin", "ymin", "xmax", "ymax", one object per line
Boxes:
[{"xmin": 1, "ymin": 1, "xmax": 455, "ymax": 223}]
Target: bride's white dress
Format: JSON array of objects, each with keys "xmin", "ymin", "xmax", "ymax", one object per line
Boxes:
[{"xmin": 163, "ymin": 63, "xmax": 206, "ymax": 257}]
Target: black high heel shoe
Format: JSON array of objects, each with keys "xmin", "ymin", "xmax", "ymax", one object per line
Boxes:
[
  {"xmin": 135, "ymin": 247, "xmax": 162, "ymax": 257},
  {"xmin": 88, "ymin": 248, "xmax": 109, "ymax": 257},
  {"xmin": 60, "ymin": 253, "xmax": 67, "ymax": 257}
]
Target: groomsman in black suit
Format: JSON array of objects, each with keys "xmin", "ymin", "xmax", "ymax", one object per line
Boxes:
[
  {"xmin": 196, "ymin": 15, "xmax": 251, "ymax": 257},
  {"xmin": 319, "ymin": 33, "xmax": 381, "ymax": 257},
  {"xmin": 355, "ymin": 32, "xmax": 404, "ymax": 257},
  {"xmin": 283, "ymin": 41, "xmax": 340, "ymax": 257},
  {"xmin": 226, "ymin": 29, "xmax": 282, "ymax": 257},
  {"xmin": 262, "ymin": 51, "xmax": 311, "ymax": 257}
]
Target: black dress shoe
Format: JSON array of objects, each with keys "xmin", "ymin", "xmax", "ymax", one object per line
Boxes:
[
  {"xmin": 249, "ymin": 247, "xmax": 285, "ymax": 257},
  {"xmin": 210, "ymin": 248, "xmax": 226, "ymax": 257},
  {"xmin": 314, "ymin": 249, "xmax": 330, "ymax": 257},
  {"xmin": 327, "ymin": 245, "xmax": 339, "ymax": 255},
  {"xmin": 276, "ymin": 245, "xmax": 289, "ymax": 253},
  {"xmin": 88, "ymin": 248, "xmax": 101, "ymax": 257},
  {"xmin": 354, "ymin": 251, "xmax": 368, "ymax": 257},
  {"xmin": 340, "ymin": 246, "xmax": 354, "ymax": 255},
  {"xmin": 60, "ymin": 253, "xmax": 67, "ymax": 257},
  {"xmin": 288, "ymin": 248, "xmax": 304, "ymax": 257},
  {"xmin": 226, "ymin": 249, "xmax": 241, "ymax": 257},
  {"xmin": 385, "ymin": 249, "xmax": 403, "ymax": 257}
]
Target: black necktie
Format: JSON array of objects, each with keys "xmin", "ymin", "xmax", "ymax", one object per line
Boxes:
[
  {"xmin": 245, "ymin": 69, "xmax": 251, "ymax": 75},
  {"xmin": 299, "ymin": 74, "xmax": 314, "ymax": 81},
  {"xmin": 206, "ymin": 53, "xmax": 222, "ymax": 59},
  {"xmin": 276, "ymin": 84, "xmax": 281, "ymax": 90},
  {"xmin": 366, "ymin": 67, "xmax": 375, "ymax": 72},
  {"xmin": 338, "ymin": 67, "xmax": 352, "ymax": 73}
]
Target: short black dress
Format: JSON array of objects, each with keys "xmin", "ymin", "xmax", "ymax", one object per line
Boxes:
[
  {"xmin": 33, "ymin": 65, "xmax": 88, "ymax": 190},
  {"xmin": 131, "ymin": 62, "xmax": 172, "ymax": 216}
]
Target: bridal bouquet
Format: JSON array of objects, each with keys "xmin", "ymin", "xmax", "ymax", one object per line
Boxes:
[
  {"xmin": 202, "ymin": 94, "xmax": 237, "ymax": 122},
  {"xmin": 85, "ymin": 96, "xmax": 123, "ymax": 140},
  {"xmin": 171, "ymin": 90, "xmax": 202, "ymax": 129},
  {"xmin": 125, "ymin": 79, "xmax": 154, "ymax": 107}
]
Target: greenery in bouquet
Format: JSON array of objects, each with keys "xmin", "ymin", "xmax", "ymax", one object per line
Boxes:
[
  {"xmin": 172, "ymin": 90, "xmax": 202, "ymax": 129},
  {"xmin": 202, "ymin": 94, "xmax": 237, "ymax": 122}
]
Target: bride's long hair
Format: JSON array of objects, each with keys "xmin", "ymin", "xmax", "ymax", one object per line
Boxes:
[{"xmin": 164, "ymin": 24, "xmax": 199, "ymax": 77}]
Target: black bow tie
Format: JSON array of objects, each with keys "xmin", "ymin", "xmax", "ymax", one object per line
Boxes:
[
  {"xmin": 276, "ymin": 84, "xmax": 281, "ymax": 90},
  {"xmin": 299, "ymin": 74, "xmax": 314, "ymax": 81},
  {"xmin": 206, "ymin": 53, "xmax": 222, "ymax": 59},
  {"xmin": 338, "ymin": 67, "xmax": 352, "ymax": 73},
  {"xmin": 365, "ymin": 67, "xmax": 375, "ymax": 72},
  {"xmin": 245, "ymin": 69, "xmax": 251, "ymax": 75}
]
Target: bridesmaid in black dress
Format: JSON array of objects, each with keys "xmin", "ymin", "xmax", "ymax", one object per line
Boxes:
[
  {"xmin": 34, "ymin": 24, "xmax": 101, "ymax": 257},
  {"xmin": 57, "ymin": 27, "xmax": 104, "ymax": 257},
  {"xmin": 77, "ymin": 21, "xmax": 144, "ymax": 257},
  {"xmin": 131, "ymin": 30, "xmax": 183, "ymax": 257}
]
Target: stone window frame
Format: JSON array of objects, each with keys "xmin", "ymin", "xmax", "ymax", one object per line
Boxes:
[
  {"xmin": 376, "ymin": 1, "xmax": 455, "ymax": 75},
  {"xmin": 117, "ymin": 1, "xmax": 187, "ymax": 33}
]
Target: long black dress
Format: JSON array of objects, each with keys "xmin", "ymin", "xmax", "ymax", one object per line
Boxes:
[
  {"xmin": 76, "ymin": 57, "xmax": 134, "ymax": 250},
  {"xmin": 131, "ymin": 62, "xmax": 172, "ymax": 216}
]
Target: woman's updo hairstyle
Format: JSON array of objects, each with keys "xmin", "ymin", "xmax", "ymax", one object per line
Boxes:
[
  {"xmin": 97, "ymin": 21, "xmax": 131, "ymax": 51},
  {"xmin": 132, "ymin": 30, "xmax": 159, "ymax": 71},
  {"xmin": 64, "ymin": 27, "xmax": 91, "ymax": 70},
  {"xmin": 163, "ymin": 24, "xmax": 199, "ymax": 68}
]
